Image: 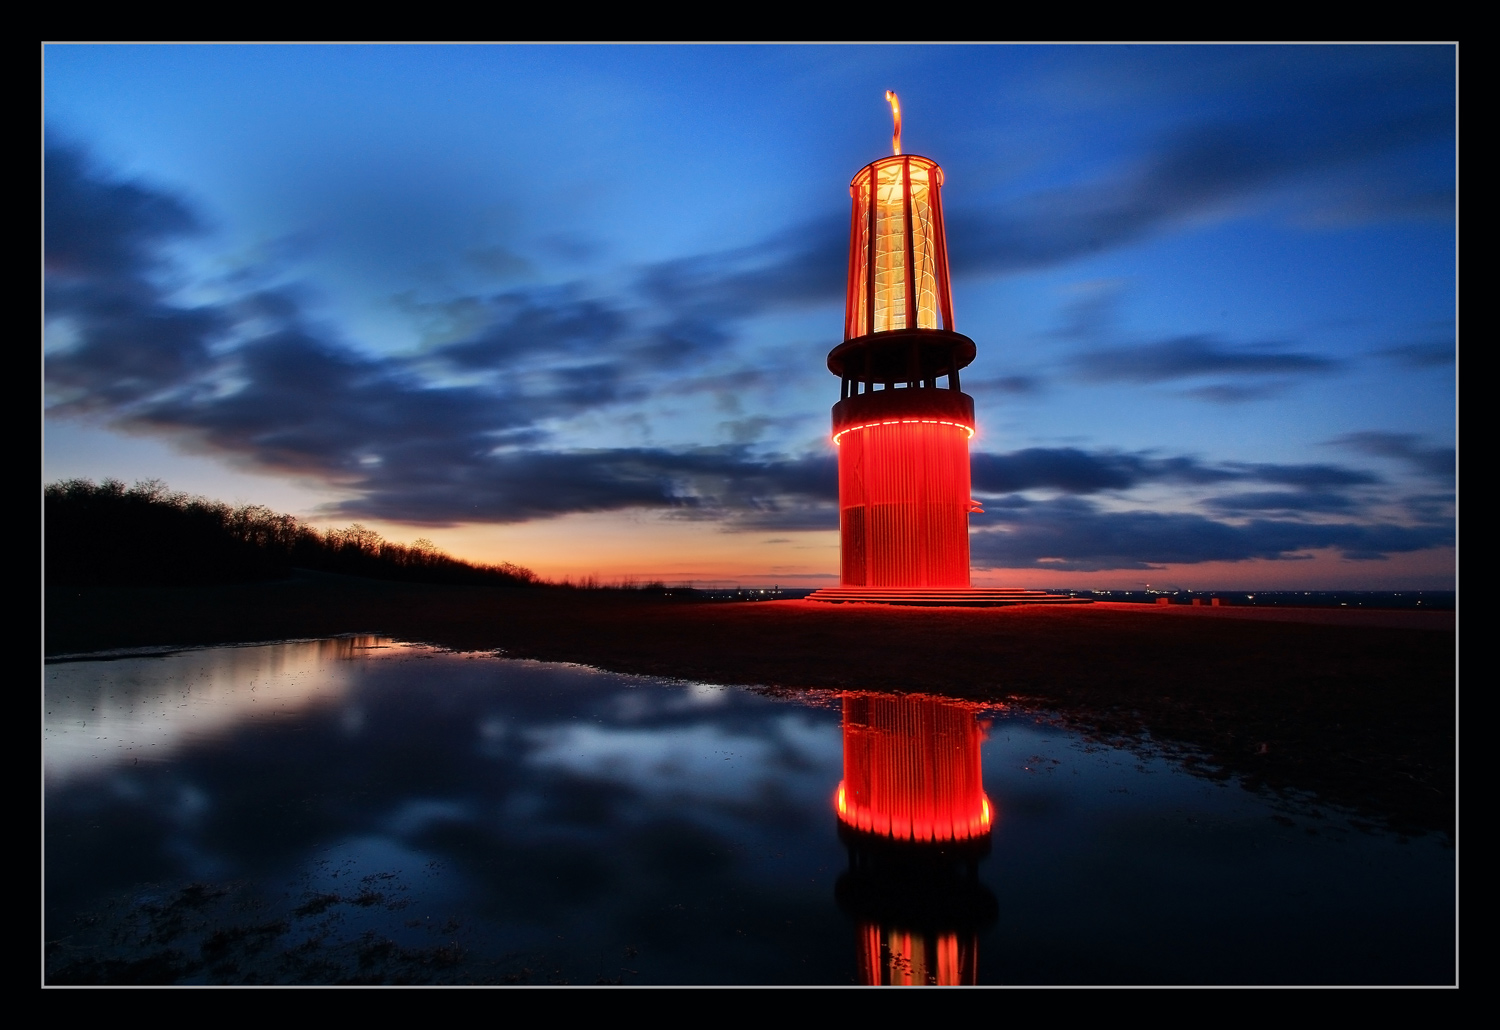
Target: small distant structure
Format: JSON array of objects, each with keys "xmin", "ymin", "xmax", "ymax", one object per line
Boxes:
[{"xmin": 807, "ymin": 95, "xmax": 1085, "ymax": 609}]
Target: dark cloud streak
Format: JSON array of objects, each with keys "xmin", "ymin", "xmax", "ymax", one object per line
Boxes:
[
  {"xmin": 1378, "ymin": 341, "xmax": 1455, "ymax": 368},
  {"xmin": 44, "ymin": 121, "xmax": 1452, "ymax": 570},
  {"xmin": 946, "ymin": 105, "xmax": 1452, "ymax": 279},
  {"xmin": 630, "ymin": 98, "xmax": 1453, "ymax": 331},
  {"xmin": 970, "ymin": 497, "xmax": 1451, "ymax": 572},
  {"xmin": 45, "ymin": 139, "xmax": 225, "ymax": 408},
  {"xmin": 971, "ymin": 449, "xmax": 1375, "ymax": 497},
  {"xmin": 1202, "ymin": 491, "xmax": 1358, "ymax": 514},
  {"xmin": 1331, "ymin": 432, "xmax": 1455, "ymax": 480},
  {"xmin": 1072, "ymin": 335, "xmax": 1337, "ymax": 384}
]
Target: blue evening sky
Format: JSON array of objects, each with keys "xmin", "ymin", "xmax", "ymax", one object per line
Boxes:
[{"xmin": 43, "ymin": 44, "xmax": 1456, "ymax": 588}]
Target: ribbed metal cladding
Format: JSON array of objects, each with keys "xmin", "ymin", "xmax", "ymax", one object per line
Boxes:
[
  {"xmin": 837, "ymin": 693, "xmax": 990, "ymax": 844},
  {"xmin": 838, "ymin": 420, "xmax": 972, "ymax": 587}
]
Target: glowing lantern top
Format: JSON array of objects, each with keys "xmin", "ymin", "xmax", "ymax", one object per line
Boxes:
[{"xmin": 843, "ymin": 92, "xmax": 956, "ymax": 340}]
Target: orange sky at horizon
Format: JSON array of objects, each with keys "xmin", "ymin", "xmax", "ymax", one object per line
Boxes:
[{"xmin": 329, "ymin": 510, "xmax": 1455, "ymax": 592}]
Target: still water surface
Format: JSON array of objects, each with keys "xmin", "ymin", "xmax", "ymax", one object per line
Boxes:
[{"xmin": 45, "ymin": 637, "xmax": 1453, "ymax": 985}]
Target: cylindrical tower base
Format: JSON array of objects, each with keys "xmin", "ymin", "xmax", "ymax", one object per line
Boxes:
[{"xmin": 837, "ymin": 418, "xmax": 972, "ymax": 588}]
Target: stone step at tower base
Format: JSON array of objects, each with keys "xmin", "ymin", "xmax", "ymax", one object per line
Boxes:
[{"xmin": 805, "ymin": 587, "xmax": 1090, "ymax": 607}]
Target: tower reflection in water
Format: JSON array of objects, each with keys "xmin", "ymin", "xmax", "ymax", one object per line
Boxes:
[{"xmin": 834, "ymin": 692, "xmax": 999, "ymax": 986}]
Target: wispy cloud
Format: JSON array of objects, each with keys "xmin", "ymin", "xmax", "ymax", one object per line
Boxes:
[
  {"xmin": 1377, "ymin": 341, "xmax": 1455, "ymax": 368},
  {"xmin": 971, "ymin": 448, "xmax": 1226, "ymax": 495},
  {"xmin": 1225, "ymin": 462, "xmax": 1379, "ymax": 489},
  {"xmin": 1073, "ymin": 335, "xmax": 1337, "ymax": 384},
  {"xmin": 622, "ymin": 102, "xmax": 1455, "ymax": 340},
  {"xmin": 1330, "ymin": 432, "xmax": 1455, "ymax": 480},
  {"xmin": 44, "ymin": 115, "xmax": 1452, "ymax": 572},
  {"xmin": 44, "ymin": 140, "xmax": 225, "ymax": 409},
  {"xmin": 970, "ymin": 448, "xmax": 1379, "ymax": 497},
  {"xmin": 946, "ymin": 104, "xmax": 1452, "ymax": 278},
  {"xmin": 969, "ymin": 374, "xmax": 1044, "ymax": 396},
  {"xmin": 970, "ymin": 497, "xmax": 1451, "ymax": 572},
  {"xmin": 1201, "ymin": 491, "xmax": 1359, "ymax": 515}
]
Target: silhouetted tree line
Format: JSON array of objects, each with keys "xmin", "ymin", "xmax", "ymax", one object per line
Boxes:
[{"xmin": 45, "ymin": 479, "xmax": 540, "ymax": 587}]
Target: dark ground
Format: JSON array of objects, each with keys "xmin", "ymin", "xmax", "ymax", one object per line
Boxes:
[{"xmin": 46, "ymin": 570, "xmax": 1456, "ymax": 837}]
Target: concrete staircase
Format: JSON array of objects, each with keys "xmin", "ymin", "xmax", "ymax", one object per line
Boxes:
[{"xmin": 804, "ymin": 587, "xmax": 1090, "ymax": 607}]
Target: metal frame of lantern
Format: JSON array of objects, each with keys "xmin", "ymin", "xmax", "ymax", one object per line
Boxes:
[
  {"xmin": 841, "ymin": 154, "xmax": 958, "ymax": 341},
  {"xmin": 827, "ymin": 150, "xmax": 979, "ymax": 589}
]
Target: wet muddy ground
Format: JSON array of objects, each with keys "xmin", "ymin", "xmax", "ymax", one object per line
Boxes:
[{"xmin": 48, "ymin": 574, "xmax": 1456, "ymax": 836}]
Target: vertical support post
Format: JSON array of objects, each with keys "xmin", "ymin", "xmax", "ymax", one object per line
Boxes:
[
  {"xmin": 845, "ymin": 176, "xmax": 866, "ymax": 341},
  {"xmin": 865, "ymin": 166, "xmax": 877, "ymax": 337},
  {"xmin": 931, "ymin": 167, "xmax": 955, "ymax": 333},
  {"xmin": 902, "ymin": 156, "xmax": 917, "ymax": 331}
]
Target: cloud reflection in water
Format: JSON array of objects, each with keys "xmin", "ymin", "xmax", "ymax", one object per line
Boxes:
[{"xmin": 44, "ymin": 640, "xmax": 1454, "ymax": 985}]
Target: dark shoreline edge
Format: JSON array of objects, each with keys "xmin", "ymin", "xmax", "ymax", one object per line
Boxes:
[{"xmin": 45, "ymin": 572, "xmax": 1456, "ymax": 837}]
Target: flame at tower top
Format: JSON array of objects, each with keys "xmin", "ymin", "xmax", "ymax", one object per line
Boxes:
[{"xmin": 885, "ymin": 90, "xmax": 902, "ymax": 155}]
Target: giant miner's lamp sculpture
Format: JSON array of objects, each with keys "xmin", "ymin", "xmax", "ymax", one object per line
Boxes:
[{"xmin": 807, "ymin": 94, "xmax": 1087, "ymax": 607}]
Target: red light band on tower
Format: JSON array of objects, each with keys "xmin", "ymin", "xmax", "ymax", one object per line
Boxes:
[{"xmin": 831, "ymin": 418, "xmax": 976, "ymax": 445}]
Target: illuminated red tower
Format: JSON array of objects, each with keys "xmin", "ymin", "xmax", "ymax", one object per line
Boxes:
[
  {"xmin": 831, "ymin": 93, "xmax": 975, "ymax": 591},
  {"xmin": 808, "ymin": 95, "xmax": 1084, "ymax": 607},
  {"xmin": 834, "ymin": 692, "xmax": 998, "ymax": 986}
]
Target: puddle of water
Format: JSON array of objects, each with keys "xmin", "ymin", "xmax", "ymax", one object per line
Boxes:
[{"xmin": 44, "ymin": 638, "xmax": 1454, "ymax": 985}]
